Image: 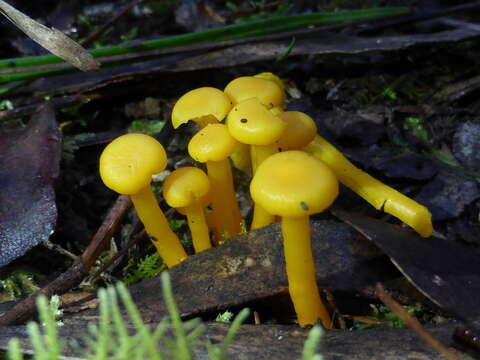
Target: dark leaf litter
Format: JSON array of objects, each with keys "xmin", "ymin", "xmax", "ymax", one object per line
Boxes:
[{"xmin": 0, "ymin": 104, "xmax": 62, "ymax": 268}]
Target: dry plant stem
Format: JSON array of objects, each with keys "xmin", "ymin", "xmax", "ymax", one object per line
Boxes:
[
  {"xmin": 0, "ymin": 195, "xmax": 132, "ymax": 326},
  {"xmin": 41, "ymin": 241, "xmax": 77, "ymax": 261},
  {"xmin": 82, "ymin": 195, "xmax": 133, "ymax": 269},
  {"xmin": 90, "ymin": 229, "xmax": 147, "ymax": 282},
  {"xmin": 376, "ymin": 283, "xmax": 460, "ymax": 360}
]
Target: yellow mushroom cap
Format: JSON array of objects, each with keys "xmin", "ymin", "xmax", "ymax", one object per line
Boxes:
[
  {"xmin": 254, "ymin": 72, "xmax": 285, "ymax": 92},
  {"xmin": 277, "ymin": 111, "xmax": 318, "ymax": 150},
  {"xmin": 176, "ymin": 191, "xmax": 212, "ymax": 216},
  {"xmin": 250, "ymin": 151, "xmax": 339, "ymax": 218},
  {"xmin": 224, "ymin": 76, "xmax": 285, "ymax": 108},
  {"xmin": 227, "ymin": 98, "xmax": 287, "ymax": 146},
  {"xmin": 171, "ymin": 87, "xmax": 233, "ymax": 129},
  {"xmin": 188, "ymin": 123, "xmax": 238, "ymax": 162},
  {"xmin": 163, "ymin": 167, "xmax": 210, "ymax": 208},
  {"xmin": 99, "ymin": 133, "xmax": 167, "ymax": 195}
]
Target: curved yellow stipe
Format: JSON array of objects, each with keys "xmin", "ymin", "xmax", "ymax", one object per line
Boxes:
[{"xmin": 304, "ymin": 135, "xmax": 433, "ymax": 237}]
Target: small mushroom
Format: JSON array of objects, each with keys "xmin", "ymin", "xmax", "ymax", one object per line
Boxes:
[
  {"xmin": 303, "ymin": 135, "xmax": 433, "ymax": 237},
  {"xmin": 171, "ymin": 87, "xmax": 232, "ymax": 129},
  {"xmin": 188, "ymin": 123, "xmax": 242, "ymax": 242},
  {"xmin": 224, "ymin": 76, "xmax": 285, "ymax": 108},
  {"xmin": 227, "ymin": 97, "xmax": 287, "ymax": 172},
  {"xmin": 227, "ymin": 97, "xmax": 287, "ymax": 229},
  {"xmin": 163, "ymin": 167, "xmax": 212, "ymax": 253},
  {"xmin": 254, "ymin": 72, "xmax": 285, "ymax": 93},
  {"xmin": 277, "ymin": 111, "xmax": 318, "ymax": 150},
  {"xmin": 171, "ymin": 86, "xmax": 250, "ymax": 173},
  {"xmin": 99, "ymin": 133, "xmax": 187, "ymax": 268},
  {"xmin": 250, "ymin": 150, "xmax": 338, "ymax": 328}
]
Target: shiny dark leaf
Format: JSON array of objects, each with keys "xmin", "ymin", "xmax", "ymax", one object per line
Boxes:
[{"xmin": 0, "ymin": 103, "xmax": 61, "ymax": 268}]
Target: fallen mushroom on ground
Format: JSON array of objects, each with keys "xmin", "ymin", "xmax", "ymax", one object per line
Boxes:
[{"xmin": 98, "ymin": 72, "xmax": 433, "ymax": 327}]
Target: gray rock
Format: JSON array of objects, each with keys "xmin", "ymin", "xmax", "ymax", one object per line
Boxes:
[
  {"xmin": 415, "ymin": 170, "xmax": 479, "ymax": 221},
  {"xmin": 453, "ymin": 120, "xmax": 480, "ymax": 171}
]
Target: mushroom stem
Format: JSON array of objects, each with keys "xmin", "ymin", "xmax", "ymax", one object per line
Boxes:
[
  {"xmin": 251, "ymin": 144, "xmax": 278, "ymax": 173},
  {"xmin": 230, "ymin": 143, "xmax": 252, "ymax": 173},
  {"xmin": 303, "ymin": 135, "xmax": 433, "ymax": 237},
  {"xmin": 282, "ymin": 216, "xmax": 332, "ymax": 328},
  {"xmin": 250, "ymin": 203, "xmax": 275, "ymax": 230},
  {"xmin": 130, "ymin": 186, "xmax": 188, "ymax": 268},
  {"xmin": 184, "ymin": 203, "xmax": 211, "ymax": 253},
  {"xmin": 249, "ymin": 144, "xmax": 278, "ymax": 229},
  {"xmin": 206, "ymin": 159, "xmax": 241, "ymax": 241},
  {"xmin": 194, "ymin": 114, "xmax": 219, "ymax": 128}
]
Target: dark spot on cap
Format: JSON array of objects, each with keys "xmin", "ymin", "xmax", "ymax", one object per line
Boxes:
[
  {"xmin": 300, "ymin": 201, "xmax": 309, "ymax": 211},
  {"xmin": 240, "ymin": 118, "xmax": 248, "ymax": 123}
]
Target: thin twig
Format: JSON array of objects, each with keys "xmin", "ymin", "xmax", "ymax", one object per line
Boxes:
[
  {"xmin": 89, "ymin": 229, "xmax": 146, "ymax": 282},
  {"xmin": 81, "ymin": 195, "xmax": 133, "ymax": 270},
  {"xmin": 41, "ymin": 241, "xmax": 77, "ymax": 261},
  {"xmin": 376, "ymin": 283, "xmax": 460, "ymax": 360},
  {"xmin": 89, "ymin": 208, "xmax": 176, "ymax": 281}
]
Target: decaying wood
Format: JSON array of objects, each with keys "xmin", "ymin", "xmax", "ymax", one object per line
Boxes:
[{"xmin": 124, "ymin": 221, "xmax": 385, "ymax": 323}]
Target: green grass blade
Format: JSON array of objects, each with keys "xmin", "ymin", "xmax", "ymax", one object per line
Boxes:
[{"xmin": 0, "ymin": 7, "xmax": 408, "ymax": 83}]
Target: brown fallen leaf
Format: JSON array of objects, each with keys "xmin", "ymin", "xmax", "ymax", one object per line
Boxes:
[
  {"xmin": 331, "ymin": 207, "xmax": 480, "ymax": 323},
  {"xmin": 0, "ymin": 103, "xmax": 62, "ymax": 268}
]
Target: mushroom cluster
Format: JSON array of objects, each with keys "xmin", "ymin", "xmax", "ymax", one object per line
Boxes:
[{"xmin": 99, "ymin": 72, "xmax": 433, "ymax": 329}]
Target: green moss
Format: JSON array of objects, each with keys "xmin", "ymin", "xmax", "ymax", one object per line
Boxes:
[
  {"xmin": 123, "ymin": 252, "xmax": 166, "ymax": 286},
  {"xmin": 0, "ymin": 271, "xmax": 39, "ymax": 300}
]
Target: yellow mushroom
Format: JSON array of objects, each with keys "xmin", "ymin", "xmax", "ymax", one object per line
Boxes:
[
  {"xmin": 227, "ymin": 97, "xmax": 287, "ymax": 229},
  {"xmin": 188, "ymin": 123, "xmax": 242, "ymax": 242},
  {"xmin": 254, "ymin": 72, "xmax": 285, "ymax": 93},
  {"xmin": 224, "ymin": 76, "xmax": 285, "ymax": 108},
  {"xmin": 277, "ymin": 111, "xmax": 318, "ymax": 150},
  {"xmin": 163, "ymin": 167, "xmax": 212, "ymax": 253},
  {"xmin": 171, "ymin": 86, "xmax": 250, "ymax": 173},
  {"xmin": 303, "ymin": 135, "xmax": 433, "ymax": 237},
  {"xmin": 99, "ymin": 133, "xmax": 187, "ymax": 268},
  {"xmin": 171, "ymin": 87, "xmax": 233, "ymax": 129},
  {"xmin": 250, "ymin": 150, "xmax": 338, "ymax": 328},
  {"xmin": 227, "ymin": 97, "xmax": 287, "ymax": 171}
]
